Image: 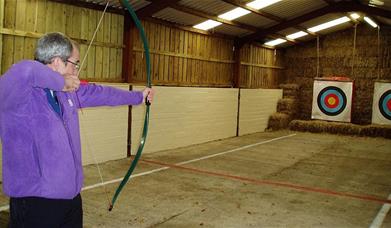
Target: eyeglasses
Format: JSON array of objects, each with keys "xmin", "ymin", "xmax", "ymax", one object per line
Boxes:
[{"xmin": 66, "ymin": 60, "xmax": 80, "ymax": 70}]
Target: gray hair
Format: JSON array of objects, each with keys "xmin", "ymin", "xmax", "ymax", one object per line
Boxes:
[{"xmin": 34, "ymin": 32, "xmax": 73, "ymax": 64}]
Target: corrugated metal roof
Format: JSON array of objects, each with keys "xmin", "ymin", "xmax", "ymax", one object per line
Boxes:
[
  {"xmin": 212, "ymin": 24, "xmax": 253, "ymax": 37},
  {"xmin": 262, "ymin": 0, "xmax": 328, "ymax": 20},
  {"xmin": 235, "ymin": 13, "xmax": 278, "ymax": 28},
  {"xmin": 178, "ymin": 0, "xmax": 233, "ymax": 16},
  {"xmin": 152, "ymin": 7, "xmax": 205, "ymax": 26}
]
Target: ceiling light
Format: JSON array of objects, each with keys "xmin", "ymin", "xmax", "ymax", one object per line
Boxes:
[
  {"xmin": 369, "ymin": 0, "xmax": 384, "ymax": 6},
  {"xmin": 193, "ymin": 20, "xmax": 222, "ymax": 31},
  {"xmin": 350, "ymin": 13, "xmax": 360, "ymax": 19},
  {"xmin": 264, "ymin": 38, "xmax": 287, "ymax": 47},
  {"xmin": 286, "ymin": 31, "xmax": 308, "ymax": 39},
  {"xmin": 246, "ymin": 0, "xmax": 282, "ymax": 10},
  {"xmin": 218, "ymin": 7, "xmax": 250, "ymax": 20},
  {"xmin": 307, "ymin": 16, "xmax": 351, "ymax": 33},
  {"xmin": 364, "ymin": 16, "xmax": 378, "ymax": 28}
]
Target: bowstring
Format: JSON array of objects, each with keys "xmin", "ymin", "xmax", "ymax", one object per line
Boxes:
[{"xmin": 76, "ymin": 0, "xmax": 111, "ymax": 207}]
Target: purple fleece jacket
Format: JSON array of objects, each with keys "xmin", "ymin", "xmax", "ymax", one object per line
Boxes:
[{"xmin": 0, "ymin": 60, "xmax": 143, "ymax": 199}]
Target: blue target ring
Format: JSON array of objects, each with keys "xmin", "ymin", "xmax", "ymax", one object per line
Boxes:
[
  {"xmin": 317, "ymin": 86, "xmax": 347, "ymax": 116},
  {"xmin": 378, "ymin": 90, "xmax": 391, "ymax": 120}
]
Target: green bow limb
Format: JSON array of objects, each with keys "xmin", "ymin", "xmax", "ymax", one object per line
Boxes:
[{"xmin": 108, "ymin": 0, "xmax": 152, "ymax": 211}]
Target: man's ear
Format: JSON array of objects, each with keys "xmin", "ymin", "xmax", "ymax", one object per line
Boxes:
[{"xmin": 50, "ymin": 57, "xmax": 63, "ymax": 72}]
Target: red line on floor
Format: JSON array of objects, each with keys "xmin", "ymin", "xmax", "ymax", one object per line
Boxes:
[{"xmin": 141, "ymin": 159, "xmax": 391, "ymax": 205}]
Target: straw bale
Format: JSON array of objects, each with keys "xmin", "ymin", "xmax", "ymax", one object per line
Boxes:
[
  {"xmin": 289, "ymin": 120, "xmax": 391, "ymax": 139},
  {"xmin": 280, "ymin": 83, "xmax": 300, "ymax": 98},
  {"xmin": 296, "ymin": 88, "xmax": 313, "ymax": 120},
  {"xmin": 279, "ymin": 83, "xmax": 300, "ymax": 90},
  {"xmin": 359, "ymin": 125, "xmax": 391, "ymax": 139},
  {"xmin": 268, "ymin": 113, "xmax": 291, "ymax": 130},
  {"xmin": 277, "ymin": 98, "xmax": 297, "ymax": 115}
]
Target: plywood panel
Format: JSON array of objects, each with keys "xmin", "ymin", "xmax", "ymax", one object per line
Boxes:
[
  {"xmin": 131, "ymin": 86, "xmax": 239, "ymax": 154},
  {"xmin": 79, "ymin": 83, "xmax": 130, "ymax": 165},
  {"xmin": 239, "ymin": 89, "xmax": 283, "ymax": 136}
]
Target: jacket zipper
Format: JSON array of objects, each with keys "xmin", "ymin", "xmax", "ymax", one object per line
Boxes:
[{"xmin": 57, "ymin": 94, "xmax": 79, "ymax": 194}]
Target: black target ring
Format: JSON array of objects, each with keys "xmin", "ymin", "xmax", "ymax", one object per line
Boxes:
[
  {"xmin": 317, "ymin": 86, "xmax": 347, "ymax": 116},
  {"xmin": 378, "ymin": 89, "xmax": 391, "ymax": 121}
]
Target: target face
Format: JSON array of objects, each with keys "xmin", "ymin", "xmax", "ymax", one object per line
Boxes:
[
  {"xmin": 372, "ymin": 82, "xmax": 391, "ymax": 125},
  {"xmin": 312, "ymin": 80, "xmax": 353, "ymax": 122},
  {"xmin": 378, "ymin": 89, "xmax": 391, "ymax": 120},
  {"xmin": 317, "ymin": 86, "xmax": 347, "ymax": 116}
]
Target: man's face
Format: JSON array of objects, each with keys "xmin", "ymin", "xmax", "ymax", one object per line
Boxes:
[
  {"xmin": 64, "ymin": 47, "xmax": 80, "ymax": 76},
  {"xmin": 53, "ymin": 47, "xmax": 80, "ymax": 76}
]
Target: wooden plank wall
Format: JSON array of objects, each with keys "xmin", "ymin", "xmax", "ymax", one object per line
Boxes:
[
  {"xmin": 238, "ymin": 89, "xmax": 283, "ymax": 136},
  {"xmin": 131, "ymin": 86, "xmax": 239, "ymax": 154},
  {"xmin": 239, "ymin": 44, "xmax": 284, "ymax": 88},
  {"xmin": 130, "ymin": 21, "xmax": 284, "ymax": 88},
  {"xmin": 131, "ymin": 21, "xmax": 235, "ymax": 87},
  {"xmin": 0, "ymin": 0, "xmax": 124, "ymax": 81}
]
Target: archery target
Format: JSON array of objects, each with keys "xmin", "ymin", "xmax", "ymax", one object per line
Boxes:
[
  {"xmin": 312, "ymin": 80, "xmax": 353, "ymax": 122},
  {"xmin": 372, "ymin": 82, "xmax": 391, "ymax": 125}
]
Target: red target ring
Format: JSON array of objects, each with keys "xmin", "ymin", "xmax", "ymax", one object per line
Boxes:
[{"xmin": 324, "ymin": 93, "xmax": 339, "ymax": 109}]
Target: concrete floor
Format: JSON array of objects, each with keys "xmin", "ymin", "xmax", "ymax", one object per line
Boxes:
[{"xmin": 0, "ymin": 130, "xmax": 390, "ymax": 227}]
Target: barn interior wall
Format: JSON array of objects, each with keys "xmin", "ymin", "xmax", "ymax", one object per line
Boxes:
[
  {"xmin": 130, "ymin": 20, "xmax": 285, "ymax": 88},
  {"xmin": 284, "ymin": 24, "xmax": 391, "ymax": 124},
  {"xmin": 0, "ymin": 0, "xmax": 285, "ymax": 88}
]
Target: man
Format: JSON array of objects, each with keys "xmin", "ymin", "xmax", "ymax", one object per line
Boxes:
[{"xmin": 0, "ymin": 32, "xmax": 154, "ymax": 227}]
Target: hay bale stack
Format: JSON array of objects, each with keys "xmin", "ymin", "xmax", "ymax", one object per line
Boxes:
[
  {"xmin": 359, "ymin": 125, "xmax": 391, "ymax": 139},
  {"xmin": 297, "ymin": 88, "xmax": 313, "ymax": 120},
  {"xmin": 277, "ymin": 98, "xmax": 298, "ymax": 116},
  {"xmin": 289, "ymin": 120, "xmax": 391, "ymax": 139},
  {"xmin": 290, "ymin": 120, "xmax": 360, "ymax": 135},
  {"xmin": 279, "ymin": 83, "xmax": 300, "ymax": 98},
  {"xmin": 268, "ymin": 113, "xmax": 291, "ymax": 130},
  {"xmin": 267, "ymin": 83, "xmax": 300, "ymax": 130}
]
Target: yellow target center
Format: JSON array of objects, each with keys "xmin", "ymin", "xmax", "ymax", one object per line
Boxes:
[{"xmin": 327, "ymin": 97, "xmax": 336, "ymax": 105}]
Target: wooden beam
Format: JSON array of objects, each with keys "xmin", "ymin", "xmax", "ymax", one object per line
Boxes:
[
  {"xmin": 133, "ymin": 48, "xmax": 234, "ymax": 64},
  {"xmin": 352, "ymin": 3, "xmax": 391, "ymax": 19},
  {"xmin": 142, "ymin": 16, "xmax": 235, "ymax": 40},
  {"xmin": 137, "ymin": 0, "xmax": 181, "ymax": 18},
  {"xmin": 220, "ymin": 0, "xmax": 318, "ymax": 38},
  {"xmin": 0, "ymin": 28, "xmax": 124, "ymax": 49},
  {"xmin": 237, "ymin": 2, "xmax": 342, "ymax": 47},
  {"xmin": 49, "ymin": 0, "xmax": 125, "ymax": 14}
]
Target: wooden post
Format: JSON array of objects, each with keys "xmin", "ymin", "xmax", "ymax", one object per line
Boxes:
[
  {"xmin": 233, "ymin": 41, "xmax": 242, "ymax": 136},
  {"xmin": 233, "ymin": 41, "xmax": 241, "ymax": 88},
  {"xmin": 122, "ymin": 13, "xmax": 134, "ymax": 83}
]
